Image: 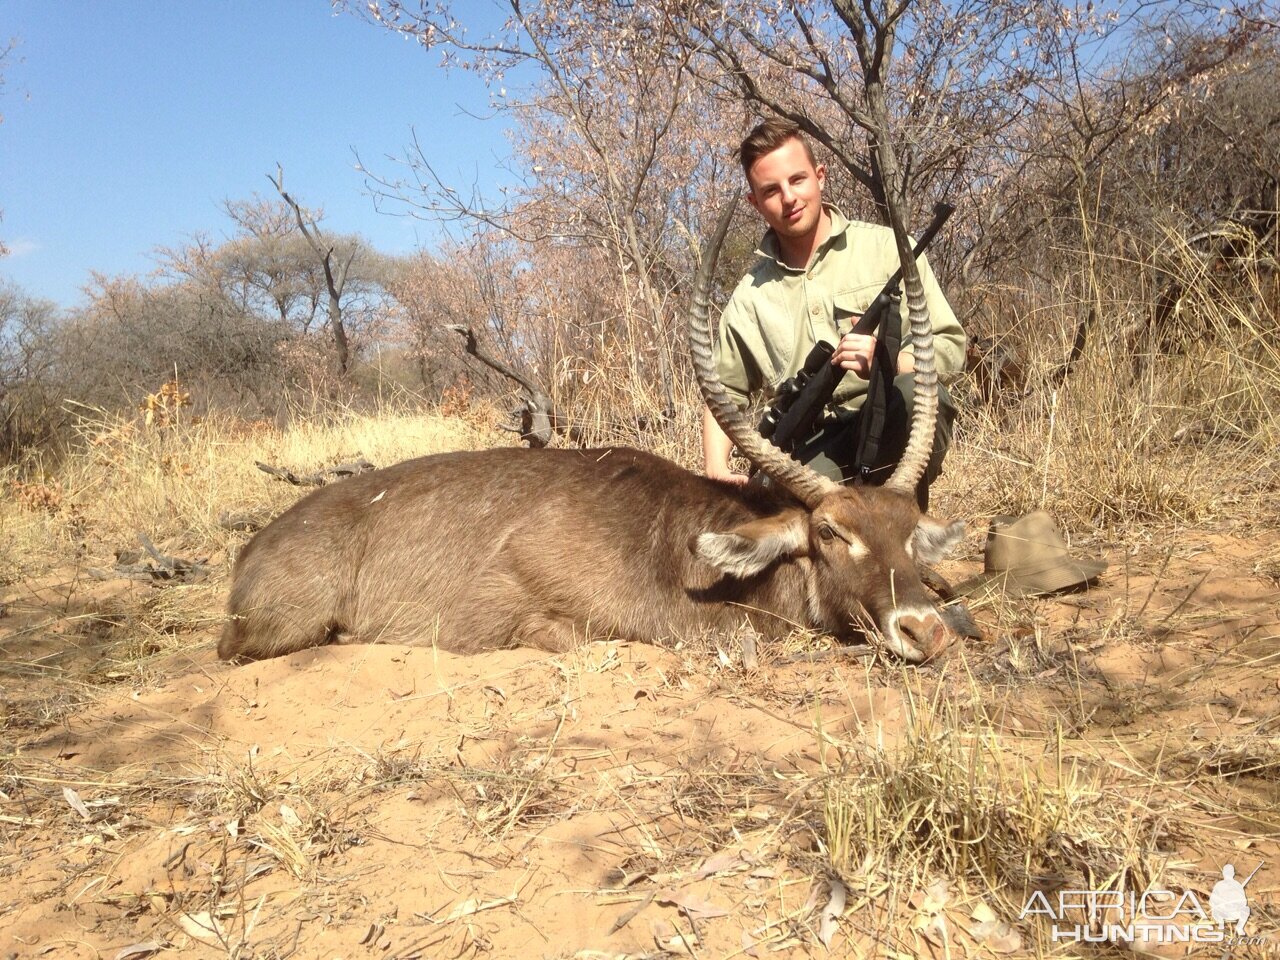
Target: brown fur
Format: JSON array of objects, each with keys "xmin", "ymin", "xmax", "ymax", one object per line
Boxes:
[{"xmin": 220, "ymin": 447, "xmax": 962, "ymax": 661}]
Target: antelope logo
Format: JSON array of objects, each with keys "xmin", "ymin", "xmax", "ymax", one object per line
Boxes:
[{"xmin": 220, "ymin": 202, "xmax": 963, "ymax": 664}]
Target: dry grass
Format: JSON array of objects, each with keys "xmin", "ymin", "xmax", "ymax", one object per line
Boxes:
[
  {"xmin": 1, "ymin": 239, "xmax": 1278, "ymax": 955},
  {"xmin": 938, "ymin": 231, "xmax": 1280, "ymax": 535},
  {"xmin": 818, "ymin": 675, "xmax": 1166, "ymax": 909}
]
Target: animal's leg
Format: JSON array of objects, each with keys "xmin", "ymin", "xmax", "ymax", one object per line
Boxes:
[{"xmin": 510, "ymin": 612, "xmax": 585, "ymax": 653}]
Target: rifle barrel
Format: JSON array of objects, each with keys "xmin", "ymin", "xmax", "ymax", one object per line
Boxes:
[{"xmin": 876, "ymin": 202, "xmax": 956, "ymax": 299}]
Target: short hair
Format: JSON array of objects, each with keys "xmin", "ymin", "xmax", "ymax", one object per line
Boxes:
[{"xmin": 736, "ymin": 119, "xmax": 817, "ymax": 180}]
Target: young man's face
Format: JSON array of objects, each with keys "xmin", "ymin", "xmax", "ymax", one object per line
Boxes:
[{"xmin": 745, "ymin": 137, "xmax": 826, "ymax": 241}]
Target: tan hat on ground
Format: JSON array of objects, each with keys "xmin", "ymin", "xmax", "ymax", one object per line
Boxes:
[{"xmin": 954, "ymin": 511, "xmax": 1107, "ymax": 599}]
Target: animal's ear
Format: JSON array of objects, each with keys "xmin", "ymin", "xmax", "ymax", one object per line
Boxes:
[
  {"xmin": 912, "ymin": 518, "xmax": 965, "ymax": 566},
  {"xmin": 694, "ymin": 510, "xmax": 809, "ymax": 579}
]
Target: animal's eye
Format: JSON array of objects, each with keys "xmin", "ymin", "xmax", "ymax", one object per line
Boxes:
[{"xmin": 819, "ymin": 526, "xmax": 835, "ymax": 542}]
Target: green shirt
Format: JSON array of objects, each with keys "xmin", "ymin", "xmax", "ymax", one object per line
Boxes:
[{"xmin": 715, "ymin": 206, "xmax": 966, "ymax": 411}]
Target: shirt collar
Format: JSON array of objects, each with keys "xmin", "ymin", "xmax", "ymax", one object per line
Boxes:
[{"xmin": 755, "ymin": 204, "xmax": 852, "ymax": 271}]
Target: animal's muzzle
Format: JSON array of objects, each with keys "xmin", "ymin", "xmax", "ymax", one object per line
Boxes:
[{"xmin": 886, "ymin": 607, "xmax": 951, "ymax": 662}]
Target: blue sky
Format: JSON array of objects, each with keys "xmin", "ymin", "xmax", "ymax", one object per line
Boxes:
[{"xmin": 1, "ymin": 2, "xmax": 517, "ymax": 307}]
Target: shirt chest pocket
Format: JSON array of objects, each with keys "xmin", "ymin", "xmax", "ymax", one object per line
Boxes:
[
  {"xmin": 833, "ymin": 290, "xmax": 875, "ymax": 328},
  {"xmin": 833, "ymin": 287, "xmax": 903, "ymax": 335}
]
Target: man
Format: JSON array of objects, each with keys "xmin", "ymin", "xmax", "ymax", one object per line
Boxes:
[{"xmin": 703, "ymin": 119, "xmax": 966, "ymax": 509}]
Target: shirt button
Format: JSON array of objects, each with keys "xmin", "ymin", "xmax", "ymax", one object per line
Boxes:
[{"xmin": 810, "ymin": 305, "xmax": 821, "ymax": 315}]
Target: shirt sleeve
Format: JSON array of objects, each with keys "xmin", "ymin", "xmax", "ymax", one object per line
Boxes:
[
  {"xmin": 713, "ymin": 294, "xmax": 757, "ymax": 407},
  {"xmin": 897, "ymin": 250, "xmax": 967, "ymax": 381}
]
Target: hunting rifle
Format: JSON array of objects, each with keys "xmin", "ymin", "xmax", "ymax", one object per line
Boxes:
[{"xmin": 757, "ymin": 201, "xmax": 955, "ymax": 453}]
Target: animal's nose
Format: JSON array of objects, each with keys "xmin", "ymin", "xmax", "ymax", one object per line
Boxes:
[{"xmin": 896, "ymin": 612, "xmax": 948, "ymax": 661}]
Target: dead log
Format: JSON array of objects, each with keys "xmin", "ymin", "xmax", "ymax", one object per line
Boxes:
[
  {"xmin": 445, "ymin": 324, "xmax": 579, "ymax": 448},
  {"xmin": 255, "ymin": 458, "xmax": 375, "ymax": 486},
  {"xmin": 218, "ymin": 510, "xmax": 272, "ymax": 533},
  {"xmin": 90, "ymin": 533, "xmax": 209, "ymax": 584}
]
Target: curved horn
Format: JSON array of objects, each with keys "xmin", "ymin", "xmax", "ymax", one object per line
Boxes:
[
  {"xmin": 689, "ymin": 199, "xmax": 841, "ymax": 508},
  {"xmin": 881, "ymin": 205, "xmax": 939, "ymax": 497}
]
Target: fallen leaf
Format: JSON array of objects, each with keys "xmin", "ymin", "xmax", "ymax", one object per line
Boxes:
[
  {"xmin": 114, "ymin": 943, "xmax": 162, "ymax": 960},
  {"xmin": 910, "ymin": 878, "xmax": 950, "ymax": 914},
  {"xmin": 244, "ymin": 860, "xmax": 274, "ymax": 881},
  {"xmin": 654, "ymin": 888, "xmax": 729, "ymax": 919},
  {"xmin": 651, "ymin": 919, "xmax": 698, "ymax": 955},
  {"xmin": 178, "ymin": 911, "xmax": 223, "ymax": 943},
  {"xmin": 817, "ymin": 879, "xmax": 847, "ymax": 947},
  {"xmin": 970, "ymin": 901, "xmax": 997, "ymax": 924},
  {"xmin": 967, "ymin": 919, "xmax": 999, "ymax": 940},
  {"xmin": 694, "ymin": 851, "xmax": 747, "ymax": 879},
  {"xmin": 986, "ymin": 922, "xmax": 1023, "ymax": 953},
  {"xmin": 63, "ymin": 787, "xmax": 92, "ymax": 821},
  {"xmin": 800, "ymin": 881, "xmax": 823, "ymax": 916},
  {"xmin": 279, "ymin": 804, "xmax": 302, "ymax": 828},
  {"xmin": 917, "ymin": 913, "xmax": 948, "ymax": 946}
]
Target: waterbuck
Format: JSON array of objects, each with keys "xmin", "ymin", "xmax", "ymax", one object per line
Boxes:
[{"xmin": 219, "ymin": 202, "xmax": 964, "ymax": 664}]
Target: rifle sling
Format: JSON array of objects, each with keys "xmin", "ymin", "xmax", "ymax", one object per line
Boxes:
[{"xmin": 850, "ymin": 295, "xmax": 902, "ymax": 482}]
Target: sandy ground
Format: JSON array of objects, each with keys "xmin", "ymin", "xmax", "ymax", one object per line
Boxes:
[{"xmin": 2, "ymin": 522, "xmax": 1278, "ymax": 958}]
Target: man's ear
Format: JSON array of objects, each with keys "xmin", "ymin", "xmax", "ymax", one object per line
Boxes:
[
  {"xmin": 694, "ymin": 510, "xmax": 809, "ymax": 579},
  {"xmin": 912, "ymin": 518, "xmax": 965, "ymax": 566},
  {"xmin": 745, "ymin": 187, "xmax": 760, "ymax": 214}
]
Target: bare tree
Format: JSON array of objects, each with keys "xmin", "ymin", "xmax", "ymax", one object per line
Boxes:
[
  {"xmin": 158, "ymin": 190, "xmax": 398, "ymax": 388},
  {"xmin": 350, "ymin": 0, "xmax": 743, "ymax": 420},
  {"xmin": 269, "ymin": 167, "xmax": 360, "ymax": 377},
  {"xmin": 0, "ymin": 284, "xmax": 63, "ymax": 459}
]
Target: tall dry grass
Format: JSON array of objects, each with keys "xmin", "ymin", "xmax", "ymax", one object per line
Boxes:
[
  {"xmin": 937, "ymin": 224, "xmax": 1280, "ymax": 534},
  {"xmin": 0, "ymin": 394, "xmax": 510, "ymax": 585}
]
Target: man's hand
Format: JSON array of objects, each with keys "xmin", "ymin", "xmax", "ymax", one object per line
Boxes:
[
  {"xmin": 703, "ymin": 407, "xmax": 750, "ymax": 487},
  {"xmin": 831, "ymin": 332, "xmax": 876, "ymax": 378},
  {"xmin": 707, "ymin": 465, "xmax": 750, "ymax": 487}
]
